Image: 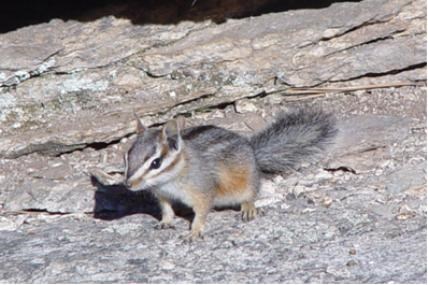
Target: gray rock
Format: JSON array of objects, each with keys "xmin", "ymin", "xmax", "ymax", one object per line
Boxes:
[
  {"xmin": 0, "ymin": 0, "xmax": 426, "ymax": 283},
  {"xmin": 386, "ymin": 162, "xmax": 426, "ymax": 194}
]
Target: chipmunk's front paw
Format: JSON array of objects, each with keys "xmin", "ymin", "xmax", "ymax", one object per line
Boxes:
[
  {"xmin": 181, "ymin": 230, "xmax": 204, "ymax": 243},
  {"xmin": 154, "ymin": 222, "xmax": 175, "ymax": 230},
  {"xmin": 241, "ymin": 201, "xmax": 258, "ymax": 222}
]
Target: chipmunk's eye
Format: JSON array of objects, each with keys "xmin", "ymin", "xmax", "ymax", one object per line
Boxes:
[{"xmin": 150, "ymin": 157, "xmax": 162, "ymax": 170}]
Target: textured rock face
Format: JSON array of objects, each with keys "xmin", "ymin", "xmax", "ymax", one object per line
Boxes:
[{"xmin": 0, "ymin": 0, "xmax": 426, "ymax": 283}]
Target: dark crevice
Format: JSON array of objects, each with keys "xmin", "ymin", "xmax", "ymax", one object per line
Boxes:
[
  {"xmin": 324, "ymin": 166, "xmax": 357, "ymax": 174},
  {"xmin": 296, "ymin": 17, "xmax": 395, "ymax": 49},
  {"xmin": 144, "ymin": 91, "xmax": 220, "ymax": 117},
  {"xmin": 331, "ymin": 62, "xmax": 427, "ymax": 83},
  {"xmin": 193, "ymin": 90, "xmax": 269, "ymax": 113},
  {"xmin": 1, "ymin": 0, "xmax": 363, "ymax": 34},
  {"xmin": 51, "ymin": 136, "xmax": 132, "ymax": 158},
  {"xmin": 18, "ymin": 208, "xmax": 91, "ymax": 215},
  {"xmin": 324, "ymin": 30, "xmax": 406, "ymax": 57},
  {"xmin": 0, "ymin": 49, "xmax": 61, "ymax": 87},
  {"xmin": 359, "ymin": 145, "xmax": 387, "ymax": 153},
  {"xmin": 319, "ymin": 18, "xmax": 393, "ymax": 43},
  {"xmin": 5, "ymin": 135, "xmax": 130, "ymax": 159},
  {"xmin": 83, "ymin": 140, "xmax": 126, "ymax": 152}
]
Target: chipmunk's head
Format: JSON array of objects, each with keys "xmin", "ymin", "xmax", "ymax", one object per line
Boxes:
[{"xmin": 125, "ymin": 116, "xmax": 186, "ymax": 191}]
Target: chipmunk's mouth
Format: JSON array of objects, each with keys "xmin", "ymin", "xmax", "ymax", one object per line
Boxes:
[{"xmin": 125, "ymin": 178, "xmax": 150, "ymax": 191}]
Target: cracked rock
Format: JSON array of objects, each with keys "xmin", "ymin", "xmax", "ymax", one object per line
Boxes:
[{"xmin": 0, "ymin": 0, "xmax": 426, "ymax": 283}]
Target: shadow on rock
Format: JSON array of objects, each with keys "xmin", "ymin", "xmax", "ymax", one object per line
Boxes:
[
  {"xmin": 91, "ymin": 174, "xmax": 161, "ymax": 221},
  {"xmin": 91, "ymin": 175, "xmax": 194, "ymax": 222}
]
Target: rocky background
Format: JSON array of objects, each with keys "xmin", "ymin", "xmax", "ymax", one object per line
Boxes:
[{"xmin": 0, "ymin": 0, "xmax": 426, "ymax": 283}]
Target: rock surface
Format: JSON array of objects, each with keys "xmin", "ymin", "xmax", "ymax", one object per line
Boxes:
[{"xmin": 0, "ymin": 0, "xmax": 426, "ymax": 283}]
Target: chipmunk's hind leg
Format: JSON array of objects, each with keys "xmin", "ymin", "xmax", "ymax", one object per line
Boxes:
[
  {"xmin": 240, "ymin": 167, "xmax": 260, "ymax": 222},
  {"xmin": 213, "ymin": 159, "xmax": 260, "ymax": 222},
  {"xmin": 241, "ymin": 199, "xmax": 258, "ymax": 221}
]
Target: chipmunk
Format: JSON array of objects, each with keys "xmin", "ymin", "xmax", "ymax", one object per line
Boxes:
[{"xmin": 124, "ymin": 108, "xmax": 337, "ymax": 240}]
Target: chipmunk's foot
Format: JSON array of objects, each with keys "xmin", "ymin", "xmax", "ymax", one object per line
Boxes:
[
  {"xmin": 241, "ymin": 201, "xmax": 258, "ymax": 222},
  {"xmin": 154, "ymin": 221, "xmax": 176, "ymax": 230},
  {"xmin": 181, "ymin": 229, "xmax": 204, "ymax": 243}
]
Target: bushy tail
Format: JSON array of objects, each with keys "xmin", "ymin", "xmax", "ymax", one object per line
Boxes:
[{"xmin": 250, "ymin": 108, "xmax": 337, "ymax": 173}]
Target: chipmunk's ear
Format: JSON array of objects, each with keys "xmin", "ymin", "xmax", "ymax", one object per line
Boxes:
[
  {"xmin": 162, "ymin": 116, "xmax": 185, "ymax": 137},
  {"xmin": 134, "ymin": 113, "xmax": 146, "ymax": 134},
  {"xmin": 174, "ymin": 115, "xmax": 185, "ymax": 132},
  {"xmin": 161, "ymin": 116, "xmax": 185, "ymax": 150}
]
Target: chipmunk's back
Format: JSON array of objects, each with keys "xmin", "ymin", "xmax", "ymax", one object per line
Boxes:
[
  {"xmin": 182, "ymin": 125, "xmax": 246, "ymax": 149},
  {"xmin": 181, "ymin": 125, "xmax": 260, "ymax": 207}
]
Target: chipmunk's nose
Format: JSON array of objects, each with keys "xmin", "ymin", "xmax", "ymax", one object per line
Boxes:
[{"xmin": 125, "ymin": 178, "xmax": 140, "ymax": 191}]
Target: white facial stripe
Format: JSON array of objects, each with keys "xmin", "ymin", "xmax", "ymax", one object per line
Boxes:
[{"xmin": 128, "ymin": 147, "xmax": 162, "ymax": 182}]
